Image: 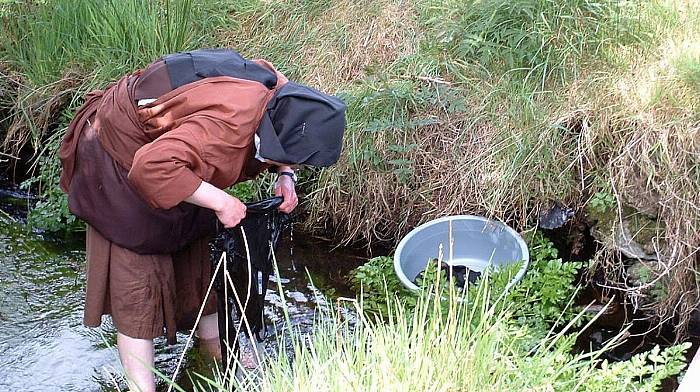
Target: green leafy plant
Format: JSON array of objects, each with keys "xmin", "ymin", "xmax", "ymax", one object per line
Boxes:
[
  {"xmin": 21, "ymin": 159, "xmax": 80, "ymax": 232},
  {"xmin": 581, "ymin": 343, "xmax": 692, "ymax": 392},
  {"xmin": 349, "ymin": 255, "xmax": 416, "ymax": 318},
  {"xmin": 350, "ymin": 233, "xmax": 585, "ymax": 333},
  {"xmin": 20, "ymin": 112, "xmax": 82, "ymax": 232},
  {"xmin": 589, "ymin": 191, "xmax": 617, "ymax": 214},
  {"xmin": 226, "ymin": 181, "xmax": 260, "ymax": 203},
  {"xmin": 499, "ymin": 233, "xmax": 586, "ymax": 333}
]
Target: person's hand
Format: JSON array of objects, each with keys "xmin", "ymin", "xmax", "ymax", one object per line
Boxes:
[
  {"xmin": 275, "ymin": 175, "xmax": 298, "ymax": 214},
  {"xmin": 214, "ymin": 195, "xmax": 247, "ymax": 228}
]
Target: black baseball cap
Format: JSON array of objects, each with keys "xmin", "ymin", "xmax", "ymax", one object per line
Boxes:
[{"xmin": 256, "ymin": 82, "xmax": 346, "ymax": 167}]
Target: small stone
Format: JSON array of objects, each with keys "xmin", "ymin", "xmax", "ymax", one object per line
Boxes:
[{"xmin": 538, "ymin": 204, "xmax": 575, "ymax": 229}]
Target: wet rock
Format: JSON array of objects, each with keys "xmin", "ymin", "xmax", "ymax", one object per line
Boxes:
[
  {"xmin": 621, "ymin": 172, "xmax": 661, "ymax": 218},
  {"xmin": 286, "ymin": 291, "xmax": 309, "ymax": 303},
  {"xmin": 588, "ymin": 205, "xmax": 666, "ymax": 261},
  {"xmin": 538, "ymin": 204, "xmax": 575, "ymax": 229},
  {"xmin": 689, "ymin": 309, "xmax": 700, "ymax": 337},
  {"xmin": 604, "ymin": 222, "xmax": 657, "ymax": 260},
  {"xmin": 588, "ymin": 329, "xmax": 633, "ymax": 362},
  {"xmin": 587, "ymin": 203, "xmax": 671, "ymax": 309}
]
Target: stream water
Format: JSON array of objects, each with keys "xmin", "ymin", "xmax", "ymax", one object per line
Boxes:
[{"xmin": 0, "ymin": 182, "xmax": 366, "ymax": 391}]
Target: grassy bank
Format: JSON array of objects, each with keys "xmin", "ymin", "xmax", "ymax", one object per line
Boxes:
[
  {"xmin": 213, "ymin": 0, "xmax": 700, "ymax": 333},
  {"xmin": 0, "ymin": 0, "xmax": 227, "ymax": 230},
  {"xmin": 2, "ymin": 0, "xmax": 699, "ymax": 333}
]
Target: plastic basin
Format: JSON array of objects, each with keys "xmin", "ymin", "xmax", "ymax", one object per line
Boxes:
[{"xmin": 394, "ymin": 215, "xmax": 529, "ymax": 291}]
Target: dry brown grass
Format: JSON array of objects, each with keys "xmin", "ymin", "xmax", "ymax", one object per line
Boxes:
[
  {"xmin": 582, "ymin": 27, "xmax": 700, "ymax": 333},
  {"xmin": 217, "ymin": 0, "xmax": 418, "ymax": 92},
  {"xmin": 577, "ymin": 106, "xmax": 700, "ymax": 334},
  {"xmin": 298, "ymin": 0, "xmax": 418, "ymax": 90},
  {"xmin": 305, "ymin": 97, "xmax": 582, "ymax": 246},
  {"xmin": 0, "ymin": 69, "xmax": 81, "ymax": 156}
]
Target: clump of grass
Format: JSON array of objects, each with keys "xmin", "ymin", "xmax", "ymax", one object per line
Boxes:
[
  {"xmin": 418, "ymin": 0, "xmax": 656, "ymax": 87},
  {"xmin": 0, "ymin": 0, "xmax": 212, "ymax": 154},
  {"xmin": 2, "ymin": 0, "xmax": 204, "ymax": 85},
  {"xmin": 217, "ymin": 0, "xmax": 332, "ymax": 82}
]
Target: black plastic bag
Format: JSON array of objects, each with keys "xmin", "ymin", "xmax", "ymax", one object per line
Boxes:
[{"xmin": 209, "ymin": 196, "xmax": 289, "ymax": 365}]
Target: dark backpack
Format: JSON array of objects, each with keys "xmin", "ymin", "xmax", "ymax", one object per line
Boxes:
[{"xmin": 164, "ymin": 48, "xmax": 278, "ymax": 90}]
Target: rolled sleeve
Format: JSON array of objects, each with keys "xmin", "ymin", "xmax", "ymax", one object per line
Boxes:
[{"xmin": 128, "ymin": 127, "xmax": 208, "ymax": 209}]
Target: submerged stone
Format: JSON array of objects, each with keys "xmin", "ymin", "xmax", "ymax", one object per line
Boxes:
[{"xmin": 588, "ymin": 204, "xmax": 666, "ymax": 261}]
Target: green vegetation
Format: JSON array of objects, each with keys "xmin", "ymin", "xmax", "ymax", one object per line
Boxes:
[
  {"xmin": 2, "ymin": 0, "xmax": 202, "ymax": 86},
  {"xmin": 588, "ymin": 192, "xmax": 617, "ymax": 215},
  {"xmin": 350, "ymin": 234, "xmax": 585, "ymax": 332},
  {"xmin": 227, "ymin": 296, "xmax": 688, "ymax": 391},
  {"xmin": 0, "ymin": 0, "xmax": 226, "ymax": 229},
  {"xmin": 1, "ymin": 0, "xmax": 699, "ymax": 334},
  {"xmin": 181, "ymin": 236, "xmax": 690, "ymax": 391}
]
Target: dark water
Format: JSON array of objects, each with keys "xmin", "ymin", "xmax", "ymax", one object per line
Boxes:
[{"xmin": 0, "ymin": 203, "xmax": 366, "ymax": 392}]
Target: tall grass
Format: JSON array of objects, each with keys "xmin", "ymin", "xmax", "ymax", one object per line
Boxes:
[
  {"xmin": 183, "ymin": 267, "xmax": 690, "ymax": 392},
  {"xmin": 418, "ymin": 0, "xmax": 655, "ymax": 88},
  {"xmin": 219, "ymin": 0, "xmax": 332, "ymax": 81},
  {"xmin": 0, "ymin": 0, "xmax": 227, "ymax": 229},
  {"xmin": 1, "ymin": 1, "xmax": 90, "ymax": 86},
  {"xmin": 0, "ymin": 0, "xmax": 217, "ymax": 154},
  {"xmin": 2, "ymin": 0, "xmax": 204, "ymax": 86},
  {"xmin": 219, "ymin": 0, "xmax": 418, "ymax": 89}
]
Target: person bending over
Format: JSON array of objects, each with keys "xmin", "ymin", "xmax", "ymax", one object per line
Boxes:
[{"xmin": 59, "ymin": 48, "xmax": 346, "ymax": 392}]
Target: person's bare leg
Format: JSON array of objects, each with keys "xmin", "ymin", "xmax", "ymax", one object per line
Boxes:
[
  {"xmin": 117, "ymin": 332, "xmax": 155, "ymax": 392},
  {"xmin": 198, "ymin": 313, "xmax": 219, "ymax": 340},
  {"xmin": 198, "ymin": 313, "xmax": 222, "ymax": 361},
  {"xmin": 198, "ymin": 313, "xmax": 264, "ymax": 369}
]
